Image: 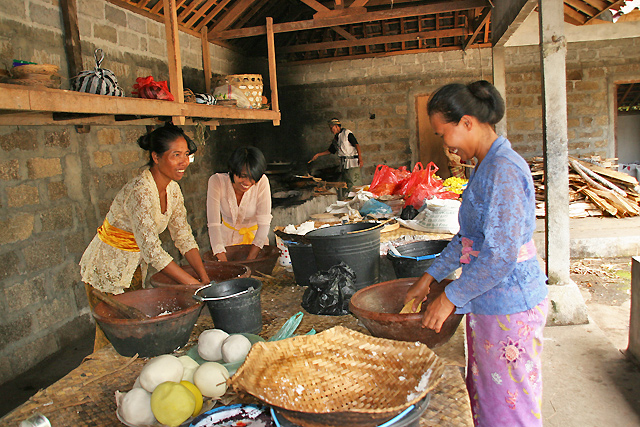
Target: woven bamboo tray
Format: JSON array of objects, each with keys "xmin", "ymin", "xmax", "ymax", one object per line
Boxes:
[
  {"xmin": 230, "ymin": 326, "xmax": 444, "ymax": 427},
  {"xmin": 11, "ymin": 63, "xmax": 59, "ymax": 77}
]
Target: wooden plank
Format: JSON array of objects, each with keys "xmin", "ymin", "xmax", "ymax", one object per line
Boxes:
[
  {"xmin": 299, "ymin": 0, "xmax": 330, "ymax": 13},
  {"xmin": 178, "ymin": 0, "xmax": 209, "ymax": 22},
  {"xmin": 280, "ymin": 27, "xmax": 466, "ymax": 53},
  {"xmin": 565, "ymin": 0, "xmax": 599, "ymax": 18},
  {"xmin": 563, "ymin": 3, "xmax": 587, "ymax": 24},
  {"xmin": 60, "ymin": 0, "xmax": 83, "ymax": 78},
  {"xmin": 193, "ymin": 0, "xmax": 233, "ymax": 31},
  {"xmin": 0, "ymin": 84, "xmax": 33, "ymax": 110},
  {"xmin": 186, "ymin": 0, "xmax": 224, "ymax": 28},
  {"xmin": 201, "ymin": 27, "xmax": 212, "ymax": 94},
  {"xmin": 463, "ymin": 6, "xmax": 490, "ymax": 51},
  {"xmin": 163, "ymin": 0, "xmax": 185, "ymax": 125},
  {"xmin": 211, "ymin": 0, "xmax": 487, "ymax": 39},
  {"xmin": 266, "ymin": 17, "xmax": 280, "ymax": 126},
  {"xmin": 210, "ymin": 0, "xmax": 257, "ymax": 33},
  {"xmin": 573, "ymin": 157, "xmax": 639, "ymax": 186},
  {"xmin": 584, "ymin": 0, "xmax": 625, "ymax": 23}
]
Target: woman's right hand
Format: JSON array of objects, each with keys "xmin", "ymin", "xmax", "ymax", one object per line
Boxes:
[
  {"xmin": 404, "ymin": 272, "xmax": 435, "ymax": 312},
  {"xmin": 215, "ymin": 252, "xmax": 228, "ymax": 262}
]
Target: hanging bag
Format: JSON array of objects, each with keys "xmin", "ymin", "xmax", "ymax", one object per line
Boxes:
[{"xmin": 71, "ymin": 49, "xmax": 124, "ymax": 96}]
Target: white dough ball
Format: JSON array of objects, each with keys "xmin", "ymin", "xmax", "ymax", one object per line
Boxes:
[
  {"xmin": 120, "ymin": 388, "xmax": 156, "ymax": 426},
  {"xmin": 221, "ymin": 334, "xmax": 252, "ymax": 364},
  {"xmin": 139, "ymin": 354, "xmax": 184, "ymax": 393},
  {"xmin": 193, "ymin": 362, "xmax": 229, "ymax": 398},
  {"xmin": 198, "ymin": 329, "xmax": 229, "ymax": 361},
  {"xmin": 178, "ymin": 355, "xmax": 200, "ymax": 383}
]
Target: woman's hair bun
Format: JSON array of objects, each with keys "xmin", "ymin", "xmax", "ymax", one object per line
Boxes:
[{"xmin": 137, "ymin": 133, "xmax": 152, "ymax": 151}]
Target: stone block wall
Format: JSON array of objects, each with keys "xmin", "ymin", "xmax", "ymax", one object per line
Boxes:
[
  {"xmin": 0, "ymin": 125, "xmax": 213, "ymax": 385},
  {"xmin": 0, "ymin": 0, "xmax": 252, "ymax": 385},
  {"xmin": 274, "ymin": 37, "xmax": 640, "ymax": 181}
]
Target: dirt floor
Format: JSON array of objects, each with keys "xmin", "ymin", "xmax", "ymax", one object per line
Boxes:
[{"xmin": 569, "ymin": 256, "xmax": 632, "ymax": 306}]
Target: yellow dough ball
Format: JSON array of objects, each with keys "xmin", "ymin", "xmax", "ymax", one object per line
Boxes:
[
  {"xmin": 150, "ymin": 381, "xmax": 196, "ymax": 427},
  {"xmin": 180, "ymin": 380, "xmax": 203, "ymax": 416}
]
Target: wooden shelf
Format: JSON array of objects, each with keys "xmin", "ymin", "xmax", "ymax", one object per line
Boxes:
[{"xmin": 0, "ymin": 83, "xmax": 280, "ymax": 127}]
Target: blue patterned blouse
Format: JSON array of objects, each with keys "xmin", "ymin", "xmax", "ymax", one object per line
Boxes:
[{"xmin": 426, "ymin": 136, "xmax": 548, "ymax": 315}]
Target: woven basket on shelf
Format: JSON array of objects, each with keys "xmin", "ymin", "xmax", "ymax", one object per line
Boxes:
[
  {"xmin": 11, "ymin": 63, "xmax": 59, "ymax": 78},
  {"xmin": 230, "ymin": 326, "xmax": 444, "ymax": 427},
  {"xmin": 225, "ymin": 74, "xmax": 263, "ymax": 109}
]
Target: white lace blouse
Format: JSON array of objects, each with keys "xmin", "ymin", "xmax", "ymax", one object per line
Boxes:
[
  {"xmin": 206, "ymin": 173, "xmax": 272, "ymax": 255},
  {"xmin": 80, "ymin": 168, "xmax": 198, "ymax": 294}
]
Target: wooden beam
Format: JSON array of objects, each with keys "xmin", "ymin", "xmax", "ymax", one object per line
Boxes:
[
  {"xmin": 266, "ymin": 17, "xmax": 280, "ymax": 126},
  {"xmin": 332, "ymin": 25, "xmax": 356, "ymax": 40},
  {"xmin": 194, "ymin": 0, "xmax": 233, "ymax": 31},
  {"xmin": 299, "ymin": 0, "xmax": 330, "ymax": 13},
  {"xmin": 563, "ymin": 3, "xmax": 587, "ymax": 24},
  {"xmin": 335, "ymin": 0, "xmax": 344, "ymax": 10},
  {"xmin": 201, "ymin": 27, "xmax": 212, "ymax": 94},
  {"xmin": 211, "ymin": 0, "xmax": 487, "ymax": 39},
  {"xmin": 314, "ymin": 6, "xmax": 366, "ymax": 19},
  {"xmin": 178, "ymin": 0, "xmax": 209, "ymax": 22},
  {"xmin": 350, "ymin": 0, "xmax": 369, "ymax": 7},
  {"xmin": 235, "ymin": 0, "xmax": 270, "ymax": 28},
  {"xmin": 584, "ymin": 0, "xmax": 626, "ymax": 24},
  {"xmin": 565, "ymin": 0, "xmax": 599, "ymax": 18},
  {"xmin": 60, "ymin": 0, "xmax": 83, "ymax": 78},
  {"xmin": 279, "ymin": 27, "xmax": 466, "ymax": 53},
  {"xmin": 163, "ymin": 0, "xmax": 185, "ymax": 125},
  {"xmin": 210, "ymin": 0, "xmax": 256, "ymax": 33},
  {"xmin": 463, "ymin": 6, "xmax": 491, "ymax": 51}
]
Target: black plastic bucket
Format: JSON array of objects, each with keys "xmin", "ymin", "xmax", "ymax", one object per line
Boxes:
[
  {"xmin": 194, "ymin": 278, "xmax": 262, "ymax": 334},
  {"xmin": 286, "ymin": 242, "xmax": 317, "ymax": 286},
  {"xmin": 305, "ymin": 223, "xmax": 381, "ymax": 291},
  {"xmin": 386, "ymin": 240, "xmax": 450, "ymax": 279}
]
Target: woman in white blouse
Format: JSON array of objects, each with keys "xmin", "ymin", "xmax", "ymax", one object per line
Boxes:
[{"xmin": 207, "ymin": 147, "xmax": 272, "ymax": 261}]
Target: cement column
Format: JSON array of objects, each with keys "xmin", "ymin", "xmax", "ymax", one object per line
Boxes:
[
  {"xmin": 492, "ymin": 46, "xmax": 508, "ymax": 138},
  {"xmin": 539, "ymin": 0, "xmax": 588, "ymax": 325}
]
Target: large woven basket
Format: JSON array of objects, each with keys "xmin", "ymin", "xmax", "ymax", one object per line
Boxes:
[
  {"xmin": 226, "ymin": 74, "xmax": 263, "ymax": 109},
  {"xmin": 230, "ymin": 326, "xmax": 444, "ymax": 427}
]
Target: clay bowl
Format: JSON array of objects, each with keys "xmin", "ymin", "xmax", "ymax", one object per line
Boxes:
[
  {"xmin": 92, "ymin": 288, "xmax": 203, "ymax": 357},
  {"xmin": 348, "ymin": 278, "xmax": 463, "ymax": 348},
  {"xmin": 149, "ymin": 262, "xmax": 251, "ymax": 293},
  {"xmin": 203, "ymin": 244, "xmax": 280, "ymax": 275}
]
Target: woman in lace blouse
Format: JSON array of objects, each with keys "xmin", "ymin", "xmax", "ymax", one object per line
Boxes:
[
  {"xmin": 404, "ymin": 81, "xmax": 548, "ymax": 427},
  {"xmin": 206, "ymin": 147, "xmax": 272, "ymax": 261},
  {"xmin": 80, "ymin": 124, "xmax": 210, "ymax": 348}
]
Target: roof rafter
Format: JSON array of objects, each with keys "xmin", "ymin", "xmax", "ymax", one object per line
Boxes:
[{"xmin": 210, "ymin": 0, "xmax": 488, "ymax": 39}]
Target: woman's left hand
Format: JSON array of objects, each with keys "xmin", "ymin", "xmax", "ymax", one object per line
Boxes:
[
  {"xmin": 246, "ymin": 244, "xmax": 261, "ymax": 260},
  {"xmin": 421, "ymin": 292, "xmax": 455, "ymax": 333}
]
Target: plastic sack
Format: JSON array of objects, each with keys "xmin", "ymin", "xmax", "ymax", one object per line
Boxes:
[
  {"xmin": 359, "ymin": 198, "xmax": 392, "ymax": 216},
  {"xmin": 301, "ymin": 262, "xmax": 357, "ymax": 316},
  {"xmin": 132, "ymin": 76, "xmax": 174, "ymax": 101},
  {"xmin": 398, "ymin": 199, "xmax": 461, "ymax": 234},
  {"xmin": 213, "ymin": 84, "xmax": 252, "ymax": 108}
]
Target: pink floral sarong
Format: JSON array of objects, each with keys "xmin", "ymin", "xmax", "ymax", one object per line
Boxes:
[{"xmin": 466, "ymin": 298, "xmax": 548, "ymax": 427}]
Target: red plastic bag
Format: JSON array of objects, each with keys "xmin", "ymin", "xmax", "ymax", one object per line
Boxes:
[
  {"xmin": 132, "ymin": 76, "xmax": 174, "ymax": 101},
  {"xmin": 369, "ymin": 165, "xmax": 400, "ymax": 196}
]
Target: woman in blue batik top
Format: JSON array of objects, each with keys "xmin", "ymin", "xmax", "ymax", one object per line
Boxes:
[{"xmin": 404, "ymin": 80, "xmax": 548, "ymax": 427}]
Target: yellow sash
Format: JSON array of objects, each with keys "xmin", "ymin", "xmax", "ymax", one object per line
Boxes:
[
  {"xmin": 97, "ymin": 218, "xmax": 140, "ymax": 252},
  {"xmin": 222, "ymin": 219, "xmax": 258, "ymax": 245}
]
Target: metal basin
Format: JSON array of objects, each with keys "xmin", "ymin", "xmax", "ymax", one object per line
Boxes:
[
  {"xmin": 202, "ymin": 244, "xmax": 280, "ymax": 275},
  {"xmin": 348, "ymin": 278, "xmax": 463, "ymax": 348},
  {"xmin": 92, "ymin": 288, "xmax": 203, "ymax": 357},
  {"xmin": 149, "ymin": 262, "xmax": 251, "ymax": 293}
]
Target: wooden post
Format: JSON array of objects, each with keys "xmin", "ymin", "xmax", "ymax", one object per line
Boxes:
[
  {"xmin": 201, "ymin": 26, "xmax": 212, "ymax": 94},
  {"xmin": 266, "ymin": 17, "xmax": 280, "ymax": 126},
  {"xmin": 163, "ymin": 0, "xmax": 185, "ymax": 125},
  {"xmin": 60, "ymin": 0, "xmax": 90, "ymax": 133}
]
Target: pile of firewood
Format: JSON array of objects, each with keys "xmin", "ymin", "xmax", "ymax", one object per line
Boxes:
[{"xmin": 529, "ymin": 156, "xmax": 640, "ymax": 218}]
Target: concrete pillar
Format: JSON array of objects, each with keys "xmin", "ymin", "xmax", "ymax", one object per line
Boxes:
[
  {"xmin": 538, "ymin": 0, "xmax": 588, "ymax": 325},
  {"xmin": 492, "ymin": 46, "xmax": 508, "ymax": 137},
  {"xmin": 629, "ymin": 256, "xmax": 640, "ymax": 365}
]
